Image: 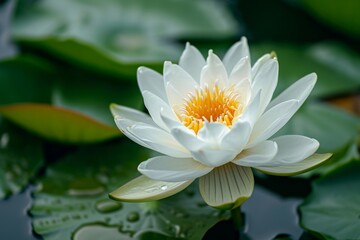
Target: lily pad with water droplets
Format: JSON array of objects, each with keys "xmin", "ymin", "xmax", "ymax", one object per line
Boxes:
[
  {"xmin": 299, "ymin": 161, "xmax": 360, "ymax": 240},
  {"xmin": 0, "ymin": 118, "xmax": 44, "ymax": 199},
  {"xmin": 30, "ymin": 140, "xmax": 230, "ymax": 240}
]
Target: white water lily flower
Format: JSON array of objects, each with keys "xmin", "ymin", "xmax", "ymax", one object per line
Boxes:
[{"xmin": 110, "ymin": 37, "xmax": 331, "ymax": 209}]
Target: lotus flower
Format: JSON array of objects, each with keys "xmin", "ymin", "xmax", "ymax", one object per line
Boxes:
[{"xmin": 110, "ymin": 37, "xmax": 331, "ymax": 209}]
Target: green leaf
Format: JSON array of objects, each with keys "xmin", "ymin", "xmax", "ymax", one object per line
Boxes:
[
  {"xmin": 277, "ymin": 102, "xmax": 360, "ymax": 153},
  {"xmin": 300, "ymin": 0, "xmax": 360, "ymax": 39},
  {"xmin": 251, "ymin": 42, "xmax": 360, "ymax": 98},
  {"xmin": 31, "ymin": 140, "xmax": 230, "ymax": 239},
  {"xmin": 12, "ymin": 0, "xmax": 238, "ymax": 77},
  {"xmin": 0, "ymin": 104, "xmax": 120, "ymax": 143},
  {"xmin": 299, "ymin": 161, "xmax": 360, "ymax": 240},
  {"xmin": 0, "ymin": 117, "xmax": 44, "ymax": 199},
  {"xmin": 199, "ymin": 164, "xmax": 254, "ymax": 210},
  {"xmin": 0, "ymin": 55, "xmax": 143, "ymax": 143},
  {"xmin": 256, "ymin": 153, "xmax": 332, "ymax": 176}
]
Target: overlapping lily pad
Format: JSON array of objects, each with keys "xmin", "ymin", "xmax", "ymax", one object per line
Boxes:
[
  {"xmin": 276, "ymin": 102, "xmax": 359, "ymax": 153},
  {"xmin": 0, "ymin": 118, "xmax": 43, "ymax": 199},
  {"xmin": 0, "ymin": 55, "xmax": 143, "ymax": 143},
  {"xmin": 12, "ymin": 0, "xmax": 238, "ymax": 78},
  {"xmin": 30, "ymin": 140, "xmax": 230, "ymax": 239},
  {"xmin": 299, "ymin": 161, "xmax": 360, "ymax": 240}
]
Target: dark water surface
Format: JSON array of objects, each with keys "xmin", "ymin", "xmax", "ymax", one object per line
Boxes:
[
  {"xmin": 0, "ymin": 185, "xmax": 302, "ymax": 240},
  {"xmin": 0, "ymin": 186, "xmax": 39, "ymax": 240}
]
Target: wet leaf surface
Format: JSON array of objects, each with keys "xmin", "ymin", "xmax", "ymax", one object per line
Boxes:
[
  {"xmin": 0, "ymin": 118, "xmax": 43, "ymax": 199},
  {"xmin": 299, "ymin": 161, "xmax": 360, "ymax": 240},
  {"xmin": 30, "ymin": 140, "xmax": 230, "ymax": 240}
]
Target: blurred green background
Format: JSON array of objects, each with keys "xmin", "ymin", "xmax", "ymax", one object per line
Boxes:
[{"xmin": 0, "ymin": 0, "xmax": 359, "ymax": 239}]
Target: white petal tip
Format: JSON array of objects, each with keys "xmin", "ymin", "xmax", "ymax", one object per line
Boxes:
[{"xmin": 109, "ymin": 175, "xmax": 193, "ymax": 202}]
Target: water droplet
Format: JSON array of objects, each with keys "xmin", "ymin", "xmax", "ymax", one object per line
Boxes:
[
  {"xmin": 160, "ymin": 185, "xmax": 168, "ymax": 190},
  {"xmin": 68, "ymin": 178, "xmax": 104, "ymax": 196},
  {"xmin": 126, "ymin": 212, "xmax": 140, "ymax": 222},
  {"xmin": 96, "ymin": 199, "xmax": 123, "ymax": 213},
  {"xmin": 0, "ymin": 133, "xmax": 9, "ymax": 148}
]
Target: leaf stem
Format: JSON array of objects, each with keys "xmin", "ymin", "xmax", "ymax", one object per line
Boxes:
[{"xmin": 231, "ymin": 206, "xmax": 244, "ymax": 230}]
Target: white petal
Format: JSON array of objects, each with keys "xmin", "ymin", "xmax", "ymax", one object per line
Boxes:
[
  {"xmin": 200, "ymin": 50, "xmax": 228, "ymax": 88},
  {"xmin": 164, "ymin": 62, "xmax": 198, "ymax": 109},
  {"xmin": 179, "ymin": 42, "xmax": 206, "ymax": 83},
  {"xmin": 142, "ymin": 90, "xmax": 177, "ymax": 131},
  {"xmin": 191, "ymin": 147, "xmax": 237, "ymax": 167},
  {"xmin": 266, "ymin": 135, "xmax": 320, "ymax": 166},
  {"xmin": 109, "ymin": 175, "xmax": 193, "ymax": 202},
  {"xmin": 199, "ymin": 163, "xmax": 254, "ymax": 209},
  {"xmin": 197, "ymin": 122, "xmax": 230, "ymax": 145},
  {"xmin": 111, "ymin": 104, "xmax": 156, "ymax": 148},
  {"xmin": 138, "ymin": 156, "xmax": 213, "ymax": 182},
  {"xmin": 160, "ymin": 110, "xmax": 183, "ymax": 130},
  {"xmin": 232, "ymin": 140, "xmax": 278, "ymax": 167},
  {"xmin": 228, "ymin": 57, "xmax": 251, "ymax": 104},
  {"xmin": 113, "ymin": 118, "xmax": 152, "ymax": 149},
  {"xmin": 110, "ymin": 104, "xmax": 156, "ymax": 126},
  {"xmin": 267, "ymin": 73, "xmax": 317, "ymax": 110},
  {"xmin": 238, "ymin": 91, "xmax": 261, "ymax": 126},
  {"xmin": 171, "ymin": 126, "xmax": 237, "ymax": 167},
  {"xmin": 255, "ymin": 153, "xmax": 332, "ymax": 176},
  {"xmin": 137, "ymin": 67, "xmax": 168, "ymax": 102},
  {"xmin": 251, "ymin": 53, "xmax": 271, "ymax": 76},
  {"xmin": 251, "ymin": 58, "xmax": 279, "ymax": 116},
  {"xmin": 171, "ymin": 126, "xmax": 207, "ymax": 151},
  {"xmin": 223, "ymin": 37, "xmax": 250, "ymax": 74},
  {"xmin": 126, "ymin": 122, "xmax": 191, "ymax": 158},
  {"xmin": 247, "ymin": 99, "xmax": 299, "ymax": 148},
  {"xmin": 221, "ymin": 120, "xmax": 252, "ymax": 153}
]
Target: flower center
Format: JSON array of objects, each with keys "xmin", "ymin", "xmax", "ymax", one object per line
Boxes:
[{"xmin": 178, "ymin": 85, "xmax": 242, "ymax": 134}]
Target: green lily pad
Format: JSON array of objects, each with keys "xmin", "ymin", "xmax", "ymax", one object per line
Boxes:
[
  {"xmin": 300, "ymin": 142, "xmax": 359, "ymax": 177},
  {"xmin": 277, "ymin": 102, "xmax": 360, "ymax": 153},
  {"xmin": 299, "ymin": 161, "xmax": 360, "ymax": 240},
  {"xmin": 251, "ymin": 42, "xmax": 360, "ymax": 98},
  {"xmin": 0, "ymin": 117, "xmax": 43, "ymax": 199},
  {"xmin": 0, "ymin": 55, "xmax": 143, "ymax": 143},
  {"xmin": 12, "ymin": 0, "xmax": 238, "ymax": 78},
  {"xmin": 30, "ymin": 140, "xmax": 230, "ymax": 239},
  {"xmin": 0, "ymin": 104, "xmax": 120, "ymax": 144}
]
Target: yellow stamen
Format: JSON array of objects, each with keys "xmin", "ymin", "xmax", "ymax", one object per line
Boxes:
[{"xmin": 178, "ymin": 85, "xmax": 242, "ymax": 134}]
